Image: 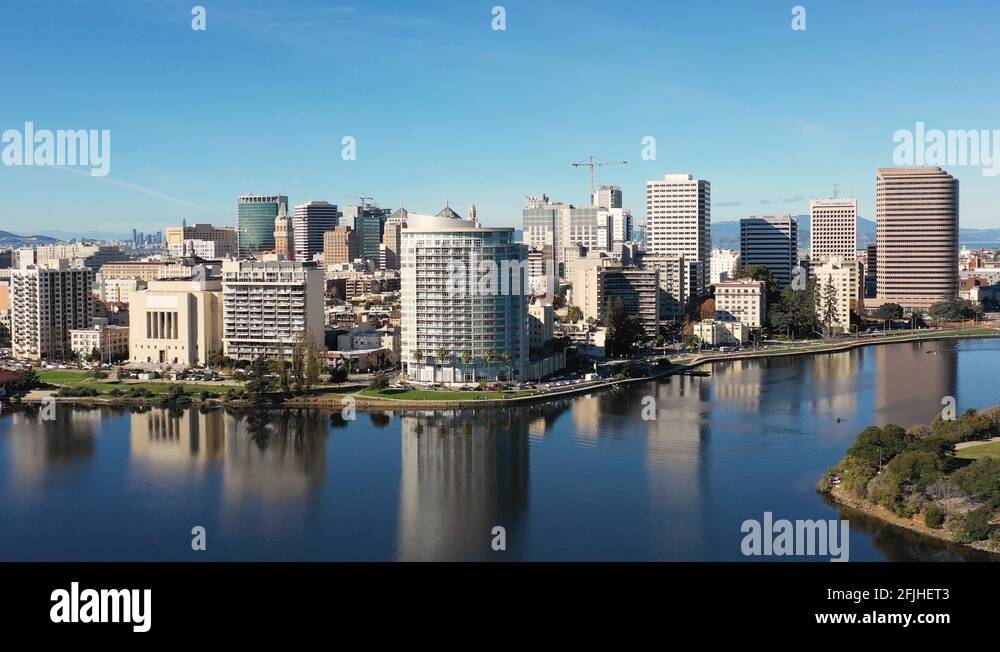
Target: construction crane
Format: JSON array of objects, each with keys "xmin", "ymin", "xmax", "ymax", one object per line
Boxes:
[{"xmin": 572, "ymin": 156, "xmax": 628, "ymax": 201}]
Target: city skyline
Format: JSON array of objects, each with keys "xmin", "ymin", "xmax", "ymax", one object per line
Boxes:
[{"xmin": 5, "ymin": 0, "xmax": 1000, "ymax": 234}]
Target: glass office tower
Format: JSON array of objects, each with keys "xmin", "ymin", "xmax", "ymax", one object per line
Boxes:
[{"xmin": 237, "ymin": 194, "xmax": 288, "ymax": 257}]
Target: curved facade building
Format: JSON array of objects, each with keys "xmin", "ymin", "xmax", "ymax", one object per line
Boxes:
[{"xmin": 400, "ymin": 212, "xmax": 528, "ymax": 384}]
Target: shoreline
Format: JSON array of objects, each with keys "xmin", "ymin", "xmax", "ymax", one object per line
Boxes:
[
  {"xmin": 824, "ymin": 486, "xmax": 1000, "ymax": 556},
  {"xmin": 9, "ymin": 328, "xmax": 998, "ymax": 412}
]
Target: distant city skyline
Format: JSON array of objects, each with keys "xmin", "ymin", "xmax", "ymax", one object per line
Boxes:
[{"xmin": 5, "ymin": 0, "xmax": 1000, "ymax": 232}]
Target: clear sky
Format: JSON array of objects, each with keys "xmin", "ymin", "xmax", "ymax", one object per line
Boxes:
[{"xmin": 3, "ymin": 0, "xmax": 1000, "ymax": 236}]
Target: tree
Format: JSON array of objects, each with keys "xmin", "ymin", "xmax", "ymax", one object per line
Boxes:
[
  {"xmin": 291, "ymin": 337, "xmax": 305, "ymax": 392},
  {"xmin": 732, "ymin": 264, "xmax": 781, "ymax": 308},
  {"xmin": 501, "ymin": 350, "xmax": 512, "ymax": 383},
  {"xmin": 566, "ymin": 305, "xmax": 583, "ymax": 323},
  {"xmin": 484, "ymin": 350, "xmax": 496, "ymax": 381},
  {"xmin": 874, "ymin": 302, "xmax": 904, "ymax": 322},
  {"xmin": 605, "ymin": 296, "xmax": 644, "ymax": 357},
  {"xmin": 245, "ymin": 355, "xmax": 276, "ymax": 402},
  {"xmin": 769, "ymin": 279, "xmax": 820, "ymax": 338},
  {"xmin": 436, "ymin": 348, "xmax": 448, "ymax": 383},
  {"xmin": 461, "ymin": 350, "xmax": 472, "ymax": 385},
  {"xmin": 819, "ymin": 275, "xmax": 839, "ymax": 336},
  {"xmin": 929, "ymin": 298, "xmax": 980, "ymax": 322},
  {"xmin": 274, "ymin": 346, "xmax": 291, "ymax": 395},
  {"xmin": 699, "ymin": 298, "xmax": 716, "ymax": 321},
  {"xmin": 303, "ymin": 330, "xmax": 322, "ymax": 390}
]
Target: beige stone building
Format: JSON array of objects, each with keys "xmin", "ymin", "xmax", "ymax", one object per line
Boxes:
[
  {"xmin": 323, "ymin": 226, "xmax": 357, "ymax": 267},
  {"xmin": 129, "ymin": 277, "xmax": 223, "ymax": 367},
  {"xmin": 714, "ymin": 280, "xmax": 766, "ymax": 328},
  {"xmin": 812, "ymin": 256, "xmax": 862, "ymax": 333},
  {"xmin": 70, "ymin": 319, "xmax": 130, "ymax": 361}
]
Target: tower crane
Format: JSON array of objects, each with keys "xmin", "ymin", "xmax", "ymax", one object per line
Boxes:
[{"xmin": 572, "ymin": 156, "xmax": 628, "ymax": 201}]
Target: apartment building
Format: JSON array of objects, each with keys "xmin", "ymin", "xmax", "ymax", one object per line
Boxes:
[
  {"xmin": 812, "ymin": 256, "xmax": 861, "ymax": 333},
  {"xmin": 714, "ymin": 279, "xmax": 766, "ymax": 328},
  {"xmin": 165, "ymin": 223, "xmax": 237, "ymax": 255},
  {"xmin": 11, "ymin": 259, "xmax": 94, "ymax": 360},
  {"xmin": 709, "ymin": 247, "xmax": 741, "ymax": 285},
  {"xmin": 400, "ymin": 211, "xmax": 528, "ymax": 383},
  {"xmin": 323, "ymin": 226, "xmax": 358, "ymax": 267},
  {"xmin": 70, "ymin": 319, "xmax": 130, "ymax": 361},
  {"xmin": 221, "ymin": 259, "xmax": 325, "ymax": 360}
]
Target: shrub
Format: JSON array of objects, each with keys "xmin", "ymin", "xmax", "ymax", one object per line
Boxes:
[
  {"xmin": 954, "ymin": 507, "xmax": 993, "ymax": 543},
  {"xmin": 370, "ymin": 374, "xmax": 390, "ymax": 390},
  {"xmin": 925, "ymin": 504, "xmax": 945, "ymax": 529}
]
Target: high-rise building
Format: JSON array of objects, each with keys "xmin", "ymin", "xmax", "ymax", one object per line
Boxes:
[
  {"xmin": 129, "ymin": 275, "xmax": 223, "ymax": 367},
  {"xmin": 293, "ymin": 200, "xmax": 339, "ymax": 262},
  {"xmin": 875, "ymin": 167, "xmax": 959, "ymax": 310},
  {"xmin": 379, "ymin": 207, "xmax": 408, "ymax": 271},
  {"xmin": 810, "ymin": 198, "xmax": 858, "ymax": 262},
  {"xmin": 864, "ymin": 242, "xmax": 878, "ymax": 298},
  {"xmin": 341, "ymin": 203, "xmax": 391, "ymax": 262},
  {"xmin": 400, "ymin": 211, "xmax": 528, "ymax": 383},
  {"xmin": 11, "ymin": 259, "xmax": 94, "ymax": 360},
  {"xmin": 739, "ymin": 214, "xmax": 799, "ymax": 288},
  {"xmin": 645, "ymin": 173, "xmax": 711, "ymax": 295},
  {"xmin": 593, "ymin": 185, "xmax": 623, "ymax": 209},
  {"xmin": 636, "ymin": 252, "xmax": 700, "ymax": 321},
  {"xmin": 237, "ymin": 194, "xmax": 288, "ymax": 258},
  {"xmin": 221, "ymin": 259, "xmax": 325, "ymax": 360},
  {"xmin": 323, "ymin": 226, "xmax": 357, "ymax": 266},
  {"xmin": 273, "ymin": 203, "xmax": 294, "ymax": 260},
  {"xmin": 522, "ymin": 195, "xmax": 613, "ymax": 276}
]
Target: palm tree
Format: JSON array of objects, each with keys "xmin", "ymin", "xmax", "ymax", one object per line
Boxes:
[
  {"xmin": 412, "ymin": 349, "xmax": 423, "ymax": 381},
  {"xmin": 461, "ymin": 350, "xmax": 472, "ymax": 385},
  {"xmin": 436, "ymin": 348, "xmax": 448, "ymax": 384},
  {"xmin": 501, "ymin": 351, "xmax": 512, "ymax": 384},
  {"xmin": 484, "ymin": 350, "xmax": 495, "ymax": 383}
]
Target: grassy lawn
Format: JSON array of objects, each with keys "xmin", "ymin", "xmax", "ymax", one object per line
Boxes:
[
  {"xmin": 37, "ymin": 369, "xmax": 94, "ymax": 385},
  {"xmin": 360, "ymin": 388, "xmax": 545, "ymax": 401},
  {"xmin": 955, "ymin": 441, "xmax": 1000, "ymax": 460}
]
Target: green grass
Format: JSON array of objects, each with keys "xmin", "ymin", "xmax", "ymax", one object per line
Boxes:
[
  {"xmin": 37, "ymin": 369, "xmax": 94, "ymax": 385},
  {"xmin": 955, "ymin": 441, "xmax": 1000, "ymax": 460},
  {"xmin": 360, "ymin": 388, "xmax": 545, "ymax": 401}
]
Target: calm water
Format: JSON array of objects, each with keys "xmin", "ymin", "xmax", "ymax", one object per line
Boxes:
[{"xmin": 3, "ymin": 339, "xmax": 1000, "ymax": 562}]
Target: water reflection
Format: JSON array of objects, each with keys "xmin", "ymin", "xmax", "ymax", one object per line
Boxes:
[{"xmin": 0, "ymin": 339, "xmax": 997, "ymax": 561}]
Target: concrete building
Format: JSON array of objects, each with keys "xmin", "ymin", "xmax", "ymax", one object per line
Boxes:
[
  {"xmin": 294, "ymin": 200, "xmax": 339, "ymax": 263},
  {"xmin": 739, "ymin": 215, "xmax": 799, "ymax": 288},
  {"xmin": 400, "ymin": 211, "xmax": 528, "ymax": 383},
  {"xmin": 11, "ymin": 259, "xmax": 95, "ymax": 360},
  {"xmin": 164, "ymin": 223, "xmax": 237, "ymax": 256},
  {"xmin": 129, "ymin": 276, "xmax": 223, "ymax": 367},
  {"xmin": 574, "ymin": 263, "xmax": 660, "ymax": 337},
  {"xmin": 221, "ymin": 260, "xmax": 325, "ymax": 360},
  {"xmin": 875, "ymin": 167, "xmax": 959, "ymax": 310},
  {"xmin": 645, "ymin": 173, "xmax": 711, "ymax": 295},
  {"xmin": 0, "ymin": 284, "xmax": 10, "ymax": 345},
  {"xmin": 70, "ymin": 319, "xmax": 129, "ymax": 361},
  {"xmin": 33, "ymin": 243, "xmax": 127, "ymax": 272},
  {"xmin": 380, "ymin": 208, "xmax": 407, "ymax": 271},
  {"xmin": 636, "ymin": 252, "xmax": 700, "ymax": 321},
  {"xmin": 237, "ymin": 194, "xmax": 288, "ymax": 258},
  {"xmin": 810, "ymin": 198, "xmax": 858, "ymax": 262},
  {"xmin": 167, "ymin": 239, "xmax": 232, "ymax": 259},
  {"xmin": 323, "ymin": 226, "xmax": 357, "ymax": 267},
  {"xmin": 709, "ymin": 247, "xmax": 740, "ymax": 285},
  {"xmin": 714, "ymin": 279, "xmax": 766, "ymax": 328},
  {"xmin": 812, "ymin": 256, "xmax": 861, "ymax": 333},
  {"xmin": 343, "ymin": 203, "xmax": 391, "ymax": 262},
  {"xmin": 694, "ymin": 319, "xmax": 747, "ymax": 346},
  {"xmin": 527, "ymin": 302, "xmax": 554, "ymax": 348},
  {"xmin": 522, "ymin": 195, "xmax": 613, "ymax": 277},
  {"xmin": 99, "ymin": 261, "xmax": 171, "ymax": 283},
  {"xmin": 99, "ymin": 277, "xmax": 141, "ymax": 304}
]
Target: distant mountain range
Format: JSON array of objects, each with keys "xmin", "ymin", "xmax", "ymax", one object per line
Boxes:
[
  {"xmin": 0, "ymin": 230, "xmax": 63, "ymax": 247},
  {"xmin": 710, "ymin": 216, "xmax": 1000, "ymax": 249}
]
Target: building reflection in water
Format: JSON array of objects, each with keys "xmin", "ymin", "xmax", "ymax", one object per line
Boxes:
[
  {"xmin": 874, "ymin": 341, "xmax": 957, "ymax": 428},
  {"xmin": 128, "ymin": 406, "xmax": 329, "ymax": 501},
  {"xmin": 396, "ymin": 407, "xmax": 538, "ymax": 561},
  {"xmin": 7, "ymin": 405, "xmax": 102, "ymax": 482}
]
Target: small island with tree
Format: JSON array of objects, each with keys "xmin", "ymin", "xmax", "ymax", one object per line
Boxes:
[{"xmin": 819, "ymin": 407, "xmax": 1000, "ymax": 552}]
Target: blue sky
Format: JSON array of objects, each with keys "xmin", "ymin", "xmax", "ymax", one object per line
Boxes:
[{"xmin": 3, "ymin": 0, "xmax": 1000, "ymax": 236}]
